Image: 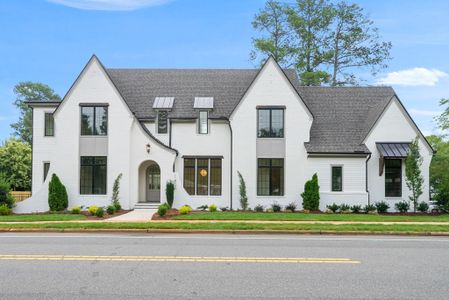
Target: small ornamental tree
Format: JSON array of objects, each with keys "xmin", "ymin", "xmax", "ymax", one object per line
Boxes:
[
  {"xmin": 301, "ymin": 173, "xmax": 320, "ymax": 211},
  {"xmin": 48, "ymin": 174, "xmax": 68, "ymax": 211},
  {"xmin": 0, "ymin": 179, "xmax": 14, "ymax": 209},
  {"xmin": 111, "ymin": 173, "xmax": 123, "ymax": 209},
  {"xmin": 165, "ymin": 180, "xmax": 175, "ymax": 208},
  {"xmin": 237, "ymin": 171, "xmax": 248, "ymax": 210},
  {"xmin": 405, "ymin": 138, "xmax": 424, "ymax": 212}
]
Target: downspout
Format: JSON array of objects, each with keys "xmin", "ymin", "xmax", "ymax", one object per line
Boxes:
[
  {"xmin": 365, "ymin": 153, "xmax": 372, "ymax": 205},
  {"xmin": 169, "ymin": 119, "xmax": 178, "ymax": 172},
  {"xmin": 226, "ymin": 119, "xmax": 233, "ymax": 210}
]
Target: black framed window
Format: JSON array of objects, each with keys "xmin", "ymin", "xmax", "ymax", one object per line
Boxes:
[
  {"xmin": 385, "ymin": 159, "xmax": 402, "ymax": 197},
  {"xmin": 183, "ymin": 158, "xmax": 222, "ymax": 196},
  {"xmin": 43, "ymin": 162, "xmax": 50, "ymax": 182},
  {"xmin": 81, "ymin": 106, "xmax": 108, "ymax": 136},
  {"xmin": 44, "ymin": 113, "xmax": 54, "ymax": 136},
  {"xmin": 257, "ymin": 108, "xmax": 284, "ymax": 138},
  {"xmin": 80, "ymin": 156, "xmax": 107, "ymax": 195},
  {"xmin": 198, "ymin": 111, "xmax": 208, "ymax": 134},
  {"xmin": 157, "ymin": 111, "xmax": 168, "ymax": 134},
  {"xmin": 331, "ymin": 166, "xmax": 343, "ymax": 192},
  {"xmin": 257, "ymin": 158, "xmax": 284, "ymax": 196}
]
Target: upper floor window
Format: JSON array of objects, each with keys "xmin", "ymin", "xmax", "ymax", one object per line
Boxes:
[
  {"xmin": 331, "ymin": 166, "xmax": 343, "ymax": 192},
  {"xmin": 385, "ymin": 159, "xmax": 402, "ymax": 197},
  {"xmin": 257, "ymin": 108, "xmax": 284, "ymax": 138},
  {"xmin": 157, "ymin": 111, "xmax": 168, "ymax": 134},
  {"xmin": 44, "ymin": 113, "xmax": 54, "ymax": 136},
  {"xmin": 198, "ymin": 111, "xmax": 208, "ymax": 134},
  {"xmin": 81, "ymin": 106, "xmax": 108, "ymax": 136}
]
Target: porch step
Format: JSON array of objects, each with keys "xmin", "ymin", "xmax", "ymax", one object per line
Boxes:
[{"xmin": 134, "ymin": 202, "xmax": 160, "ymax": 210}]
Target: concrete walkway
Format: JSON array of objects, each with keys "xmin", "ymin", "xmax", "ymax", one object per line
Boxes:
[{"xmin": 105, "ymin": 209, "xmax": 156, "ymax": 222}]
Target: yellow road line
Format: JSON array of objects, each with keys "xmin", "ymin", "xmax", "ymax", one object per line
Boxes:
[{"xmin": 0, "ymin": 254, "xmax": 360, "ymax": 264}]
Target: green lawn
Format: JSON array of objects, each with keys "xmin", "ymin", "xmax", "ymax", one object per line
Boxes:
[
  {"xmin": 0, "ymin": 221, "xmax": 448, "ymax": 234},
  {"xmin": 173, "ymin": 211, "xmax": 449, "ymax": 222},
  {"xmin": 0, "ymin": 214, "xmax": 87, "ymax": 222}
]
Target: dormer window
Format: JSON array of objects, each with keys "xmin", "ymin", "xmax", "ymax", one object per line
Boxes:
[
  {"xmin": 198, "ymin": 111, "xmax": 208, "ymax": 134},
  {"xmin": 157, "ymin": 111, "xmax": 168, "ymax": 134}
]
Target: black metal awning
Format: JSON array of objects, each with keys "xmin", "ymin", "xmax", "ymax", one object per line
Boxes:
[{"xmin": 376, "ymin": 143, "xmax": 410, "ymax": 158}]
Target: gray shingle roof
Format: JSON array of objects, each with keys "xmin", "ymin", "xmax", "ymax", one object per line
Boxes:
[{"xmin": 106, "ymin": 67, "xmax": 395, "ymax": 154}]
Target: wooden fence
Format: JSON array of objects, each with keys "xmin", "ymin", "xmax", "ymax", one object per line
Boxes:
[{"xmin": 10, "ymin": 191, "xmax": 31, "ymax": 202}]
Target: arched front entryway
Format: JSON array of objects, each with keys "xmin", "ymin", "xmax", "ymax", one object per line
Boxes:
[{"xmin": 138, "ymin": 160, "xmax": 161, "ymax": 204}]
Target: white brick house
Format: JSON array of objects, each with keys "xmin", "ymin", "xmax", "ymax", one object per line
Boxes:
[{"xmin": 15, "ymin": 55, "xmax": 433, "ymax": 213}]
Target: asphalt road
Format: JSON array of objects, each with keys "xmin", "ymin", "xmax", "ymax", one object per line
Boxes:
[{"xmin": 0, "ymin": 233, "xmax": 448, "ymax": 299}]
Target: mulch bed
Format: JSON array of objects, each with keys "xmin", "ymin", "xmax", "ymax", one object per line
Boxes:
[{"xmin": 151, "ymin": 209, "xmax": 180, "ymax": 220}]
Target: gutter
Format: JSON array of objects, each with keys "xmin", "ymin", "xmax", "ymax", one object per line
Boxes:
[{"xmin": 365, "ymin": 153, "xmax": 372, "ymax": 205}]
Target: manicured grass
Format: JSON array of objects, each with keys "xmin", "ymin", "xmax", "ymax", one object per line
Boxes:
[
  {"xmin": 0, "ymin": 221, "xmax": 448, "ymax": 234},
  {"xmin": 173, "ymin": 211, "xmax": 449, "ymax": 222},
  {"xmin": 0, "ymin": 214, "xmax": 87, "ymax": 222}
]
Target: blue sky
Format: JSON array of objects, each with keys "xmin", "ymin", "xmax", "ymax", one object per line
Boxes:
[{"xmin": 1, "ymin": 0, "xmax": 449, "ymax": 141}]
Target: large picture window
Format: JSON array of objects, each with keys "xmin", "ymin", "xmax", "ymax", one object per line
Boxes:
[
  {"xmin": 331, "ymin": 166, "xmax": 343, "ymax": 192},
  {"xmin": 385, "ymin": 159, "xmax": 402, "ymax": 197},
  {"xmin": 80, "ymin": 156, "xmax": 107, "ymax": 195},
  {"xmin": 183, "ymin": 157, "xmax": 222, "ymax": 196},
  {"xmin": 157, "ymin": 111, "xmax": 168, "ymax": 134},
  {"xmin": 257, "ymin": 158, "xmax": 284, "ymax": 196},
  {"xmin": 44, "ymin": 113, "xmax": 54, "ymax": 136},
  {"xmin": 257, "ymin": 108, "xmax": 284, "ymax": 138},
  {"xmin": 81, "ymin": 106, "xmax": 108, "ymax": 136}
]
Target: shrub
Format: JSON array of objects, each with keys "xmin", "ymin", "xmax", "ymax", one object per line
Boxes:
[
  {"xmin": 0, "ymin": 204, "xmax": 12, "ymax": 215},
  {"xmin": 208, "ymin": 204, "xmax": 218, "ymax": 212},
  {"xmin": 351, "ymin": 205, "xmax": 362, "ymax": 213},
  {"xmin": 220, "ymin": 206, "xmax": 228, "ymax": 212},
  {"xmin": 111, "ymin": 173, "xmax": 122, "ymax": 210},
  {"xmin": 395, "ymin": 201, "xmax": 410, "ymax": 213},
  {"xmin": 179, "ymin": 205, "xmax": 192, "ymax": 215},
  {"xmin": 106, "ymin": 205, "xmax": 116, "ymax": 215},
  {"xmin": 71, "ymin": 206, "xmax": 81, "ymax": 214},
  {"xmin": 417, "ymin": 201, "xmax": 429, "ymax": 213},
  {"xmin": 95, "ymin": 207, "xmax": 104, "ymax": 218},
  {"xmin": 48, "ymin": 174, "xmax": 68, "ymax": 212},
  {"xmin": 301, "ymin": 173, "xmax": 320, "ymax": 211},
  {"xmin": 165, "ymin": 180, "xmax": 175, "ymax": 208},
  {"xmin": 363, "ymin": 204, "xmax": 376, "ymax": 213},
  {"xmin": 237, "ymin": 171, "xmax": 248, "ymax": 210},
  {"xmin": 0, "ymin": 179, "xmax": 14, "ymax": 209},
  {"xmin": 88, "ymin": 205, "xmax": 98, "ymax": 216},
  {"xmin": 271, "ymin": 202, "xmax": 282, "ymax": 212},
  {"xmin": 285, "ymin": 202, "xmax": 297, "ymax": 212},
  {"xmin": 326, "ymin": 203, "xmax": 340, "ymax": 213},
  {"xmin": 375, "ymin": 201, "xmax": 390, "ymax": 213},
  {"xmin": 158, "ymin": 203, "xmax": 170, "ymax": 216},
  {"xmin": 197, "ymin": 205, "xmax": 208, "ymax": 211},
  {"xmin": 340, "ymin": 203, "xmax": 351, "ymax": 212},
  {"xmin": 254, "ymin": 204, "xmax": 264, "ymax": 212}
]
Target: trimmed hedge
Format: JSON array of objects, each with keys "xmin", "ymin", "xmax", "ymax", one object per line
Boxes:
[{"xmin": 48, "ymin": 174, "xmax": 68, "ymax": 211}]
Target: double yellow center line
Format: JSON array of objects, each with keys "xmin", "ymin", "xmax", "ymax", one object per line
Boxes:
[{"xmin": 0, "ymin": 254, "xmax": 360, "ymax": 264}]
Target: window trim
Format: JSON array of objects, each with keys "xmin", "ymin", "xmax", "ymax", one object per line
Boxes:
[
  {"xmin": 257, "ymin": 158, "xmax": 285, "ymax": 196},
  {"xmin": 257, "ymin": 108, "xmax": 285, "ymax": 138},
  {"xmin": 331, "ymin": 165, "xmax": 343, "ymax": 192},
  {"xmin": 80, "ymin": 106, "xmax": 108, "ymax": 136},
  {"xmin": 44, "ymin": 113, "xmax": 54, "ymax": 137},
  {"xmin": 198, "ymin": 110, "xmax": 209, "ymax": 134},
  {"xmin": 156, "ymin": 110, "xmax": 169, "ymax": 134},
  {"xmin": 183, "ymin": 157, "xmax": 222, "ymax": 196},
  {"xmin": 79, "ymin": 156, "xmax": 107, "ymax": 195},
  {"xmin": 385, "ymin": 158, "xmax": 402, "ymax": 198}
]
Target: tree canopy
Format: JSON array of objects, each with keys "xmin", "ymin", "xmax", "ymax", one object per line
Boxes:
[{"xmin": 0, "ymin": 138, "xmax": 32, "ymax": 191}]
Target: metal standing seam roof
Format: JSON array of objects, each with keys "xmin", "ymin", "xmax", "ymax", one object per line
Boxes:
[
  {"xmin": 376, "ymin": 143, "xmax": 411, "ymax": 158},
  {"xmin": 153, "ymin": 97, "xmax": 175, "ymax": 109},
  {"xmin": 105, "ymin": 67, "xmax": 399, "ymax": 154},
  {"xmin": 194, "ymin": 97, "xmax": 214, "ymax": 109}
]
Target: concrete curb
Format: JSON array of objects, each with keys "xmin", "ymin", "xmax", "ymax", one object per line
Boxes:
[{"xmin": 1, "ymin": 227, "xmax": 449, "ymax": 236}]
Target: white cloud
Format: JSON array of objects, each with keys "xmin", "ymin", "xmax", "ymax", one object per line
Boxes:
[
  {"xmin": 47, "ymin": 0, "xmax": 173, "ymax": 11},
  {"xmin": 376, "ymin": 68, "xmax": 448, "ymax": 86},
  {"xmin": 409, "ymin": 109, "xmax": 442, "ymax": 117}
]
